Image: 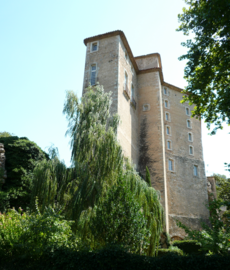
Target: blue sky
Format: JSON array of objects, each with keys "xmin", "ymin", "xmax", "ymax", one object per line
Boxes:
[{"xmin": 1, "ymin": 0, "xmax": 229, "ymax": 177}]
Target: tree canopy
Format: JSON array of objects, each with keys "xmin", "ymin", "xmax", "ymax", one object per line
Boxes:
[{"xmin": 177, "ymin": 0, "xmax": 230, "ymax": 132}]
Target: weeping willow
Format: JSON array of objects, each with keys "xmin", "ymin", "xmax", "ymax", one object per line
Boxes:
[{"xmin": 30, "ymin": 84, "xmax": 164, "ymax": 256}]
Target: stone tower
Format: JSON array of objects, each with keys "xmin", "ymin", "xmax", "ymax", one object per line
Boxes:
[{"xmin": 82, "ymin": 30, "xmax": 209, "ymax": 238}]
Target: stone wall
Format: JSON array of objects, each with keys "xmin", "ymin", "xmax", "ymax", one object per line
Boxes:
[{"xmin": 0, "ymin": 143, "xmax": 7, "ymax": 184}]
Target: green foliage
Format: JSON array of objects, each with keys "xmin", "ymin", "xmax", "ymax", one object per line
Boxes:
[
  {"xmin": 0, "ymin": 131, "xmax": 13, "ymax": 138},
  {"xmin": 90, "ymin": 176, "xmax": 150, "ymax": 254},
  {"xmin": 0, "ymin": 204, "xmax": 77, "ymax": 260},
  {"xmin": 157, "ymin": 247, "xmax": 183, "ymax": 257},
  {"xmin": 0, "ymin": 136, "xmax": 49, "ymax": 211},
  {"xmin": 177, "ymin": 199, "xmax": 230, "ymax": 254},
  {"xmin": 215, "ymin": 174, "xmax": 230, "ymax": 208},
  {"xmin": 145, "ymin": 166, "xmax": 151, "ymax": 187},
  {"xmin": 2, "ymin": 246, "xmax": 230, "ymax": 270},
  {"xmin": 177, "ymin": 0, "xmax": 230, "ymax": 132},
  {"xmin": 172, "ymin": 240, "xmax": 201, "ymax": 255},
  {"xmin": 30, "ymin": 85, "xmax": 164, "ymax": 256}
]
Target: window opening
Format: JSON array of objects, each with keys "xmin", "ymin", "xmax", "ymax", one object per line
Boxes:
[
  {"xmin": 188, "ymin": 133, "xmax": 192, "ymax": 141},
  {"xmin": 187, "ymin": 120, "xmax": 191, "ymax": 128},
  {"xmin": 194, "ymin": 165, "xmax": 198, "ymax": 176},
  {"xmin": 186, "ymin": 108, "xmax": 190, "ymax": 115},
  {"xmin": 167, "ymin": 140, "xmax": 171, "ymax": 149},
  {"xmin": 166, "ymin": 126, "xmax": 170, "ymax": 135},
  {"xmin": 169, "ymin": 159, "xmax": 173, "ymax": 171},
  {"xmin": 131, "ymin": 84, "xmax": 134, "ymax": 99},
  {"xmin": 166, "ymin": 112, "xmax": 169, "ymax": 121},
  {"xmin": 92, "ymin": 42, "xmax": 98, "ymax": 52},
  {"xmin": 189, "ymin": 146, "xmax": 193, "ymax": 155},
  {"xmin": 165, "ymin": 100, "xmax": 168, "ymax": 108},
  {"xmin": 90, "ymin": 64, "xmax": 96, "ymax": 85},
  {"xmin": 164, "ymin": 87, "xmax": 167, "ymax": 95}
]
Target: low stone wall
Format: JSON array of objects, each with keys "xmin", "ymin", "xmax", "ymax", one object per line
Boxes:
[{"xmin": 0, "ymin": 143, "xmax": 7, "ymax": 184}]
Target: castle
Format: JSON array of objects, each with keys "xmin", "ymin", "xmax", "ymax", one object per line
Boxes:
[{"xmin": 82, "ymin": 30, "xmax": 209, "ymax": 239}]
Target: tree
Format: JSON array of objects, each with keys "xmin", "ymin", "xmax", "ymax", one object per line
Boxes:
[
  {"xmin": 214, "ymin": 174, "xmax": 230, "ymax": 209},
  {"xmin": 31, "ymin": 85, "xmax": 164, "ymax": 256},
  {"xmin": 177, "ymin": 0, "xmax": 230, "ymax": 132},
  {"xmin": 90, "ymin": 175, "xmax": 150, "ymax": 254},
  {"xmin": 145, "ymin": 166, "xmax": 151, "ymax": 187},
  {"xmin": 0, "ymin": 136, "xmax": 49, "ymax": 211},
  {"xmin": 0, "ymin": 132, "xmax": 13, "ymax": 138}
]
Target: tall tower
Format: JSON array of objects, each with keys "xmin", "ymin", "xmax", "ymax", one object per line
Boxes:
[{"xmin": 83, "ymin": 30, "xmax": 209, "ymax": 238}]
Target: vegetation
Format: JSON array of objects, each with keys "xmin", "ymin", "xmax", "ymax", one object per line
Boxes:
[
  {"xmin": 177, "ymin": 0, "xmax": 230, "ymax": 132},
  {"xmin": 177, "ymin": 199, "xmax": 230, "ymax": 255},
  {"xmin": 215, "ymin": 174, "xmax": 230, "ymax": 208},
  {"xmin": 0, "ymin": 136, "xmax": 49, "ymax": 212},
  {"xmin": 172, "ymin": 240, "xmax": 201, "ymax": 255},
  {"xmin": 29, "ymin": 85, "xmax": 164, "ymax": 256}
]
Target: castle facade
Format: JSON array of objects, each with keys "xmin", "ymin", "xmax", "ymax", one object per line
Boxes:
[{"xmin": 82, "ymin": 30, "xmax": 209, "ymax": 239}]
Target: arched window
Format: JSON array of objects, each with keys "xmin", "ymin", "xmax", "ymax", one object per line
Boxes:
[{"xmin": 90, "ymin": 64, "xmax": 96, "ymax": 85}]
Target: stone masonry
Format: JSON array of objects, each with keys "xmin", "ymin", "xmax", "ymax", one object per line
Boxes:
[
  {"xmin": 0, "ymin": 143, "xmax": 7, "ymax": 184},
  {"xmin": 82, "ymin": 30, "xmax": 209, "ymax": 238}
]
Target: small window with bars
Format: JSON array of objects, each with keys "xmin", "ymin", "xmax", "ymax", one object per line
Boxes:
[{"xmin": 90, "ymin": 64, "xmax": 97, "ymax": 85}]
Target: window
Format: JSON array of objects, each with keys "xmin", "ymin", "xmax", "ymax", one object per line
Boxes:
[
  {"xmin": 193, "ymin": 165, "xmax": 198, "ymax": 176},
  {"xmin": 131, "ymin": 84, "xmax": 134, "ymax": 99},
  {"xmin": 143, "ymin": 104, "xmax": 150, "ymax": 111},
  {"xmin": 188, "ymin": 132, "xmax": 192, "ymax": 142},
  {"xmin": 165, "ymin": 100, "xmax": 168, "ymax": 108},
  {"xmin": 186, "ymin": 107, "xmax": 190, "ymax": 116},
  {"xmin": 168, "ymin": 159, "xmax": 174, "ymax": 171},
  {"xmin": 124, "ymin": 72, "xmax": 128, "ymax": 90},
  {"xmin": 166, "ymin": 126, "xmax": 171, "ymax": 135},
  {"xmin": 189, "ymin": 146, "xmax": 193, "ymax": 155},
  {"xmin": 164, "ymin": 87, "xmax": 167, "ymax": 95},
  {"xmin": 92, "ymin": 42, "xmax": 98, "ymax": 51},
  {"xmin": 167, "ymin": 140, "xmax": 172, "ymax": 150},
  {"xmin": 187, "ymin": 120, "xmax": 191, "ymax": 128},
  {"xmin": 90, "ymin": 64, "xmax": 96, "ymax": 85},
  {"xmin": 125, "ymin": 51, "xmax": 128, "ymax": 61},
  {"xmin": 165, "ymin": 112, "xmax": 170, "ymax": 121}
]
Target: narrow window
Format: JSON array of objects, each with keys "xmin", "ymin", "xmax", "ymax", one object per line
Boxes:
[
  {"xmin": 189, "ymin": 146, "xmax": 193, "ymax": 155},
  {"xmin": 169, "ymin": 159, "xmax": 173, "ymax": 171},
  {"xmin": 131, "ymin": 84, "xmax": 134, "ymax": 99},
  {"xmin": 125, "ymin": 51, "xmax": 128, "ymax": 60},
  {"xmin": 194, "ymin": 165, "xmax": 198, "ymax": 176},
  {"xmin": 90, "ymin": 64, "xmax": 96, "ymax": 85},
  {"xmin": 166, "ymin": 112, "xmax": 169, "ymax": 121},
  {"xmin": 188, "ymin": 133, "xmax": 192, "ymax": 141},
  {"xmin": 124, "ymin": 72, "xmax": 128, "ymax": 90},
  {"xmin": 167, "ymin": 140, "xmax": 171, "ymax": 150},
  {"xmin": 164, "ymin": 87, "xmax": 167, "ymax": 95},
  {"xmin": 166, "ymin": 126, "xmax": 170, "ymax": 135},
  {"xmin": 187, "ymin": 120, "xmax": 191, "ymax": 128},
  {"xmin": 186, "ymin": 108, "xmax": 190, "ymax": 115},
  {"xmin": 165, "ymin": 100, "xmax": 168, "ymax": 108},
  {"xmin": 92, "ymin": 42, "xmax": 98, "ymax": 52}
]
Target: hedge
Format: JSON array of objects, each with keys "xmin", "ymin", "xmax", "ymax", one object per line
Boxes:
[
  {"xmin": 1, "ymin": 245, "xmax": 230, "ymax": 270},
  {"xmin": 172, "ymin": 240, "xmax": 203, "ymax": 255},
  {"xmin": 157, "ymin": 248, "xmax": 183, "ymax": 257}
]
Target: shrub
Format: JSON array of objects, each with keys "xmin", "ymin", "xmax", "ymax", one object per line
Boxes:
[
  {"xmin": 157, "ymin": 247, "xmax": 183, "ymax": 257},
  {"xmin": 0, "ymin": 205, "xmax": 77, "ymax": 259},
  {"xmin": 172, "ymin": 240, "xmax": 202, "ymax": 254}
]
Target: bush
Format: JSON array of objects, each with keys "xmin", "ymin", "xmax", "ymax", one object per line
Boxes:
[
  {"xmin": 157, "ymin": 247, "xmax": 183, "ymax": 257},
  {"xmin": 172, "ymin": 240, "xmax": 202, "ymax": 254},
  {"xmin": 0, "ymin": 136, "xmax": 49, "ymax": 210},
  {"xmin": 0, "ymin": 205, "xmax": 78, "ymax": 259},
  {"xmin": 1, "ymin": 246, "xmax": 230, "ymax": 270}
]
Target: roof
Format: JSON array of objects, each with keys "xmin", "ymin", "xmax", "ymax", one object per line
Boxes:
[{"xmin": 83, "ymin": 31, "xmax": 184, "ymax": 93}]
